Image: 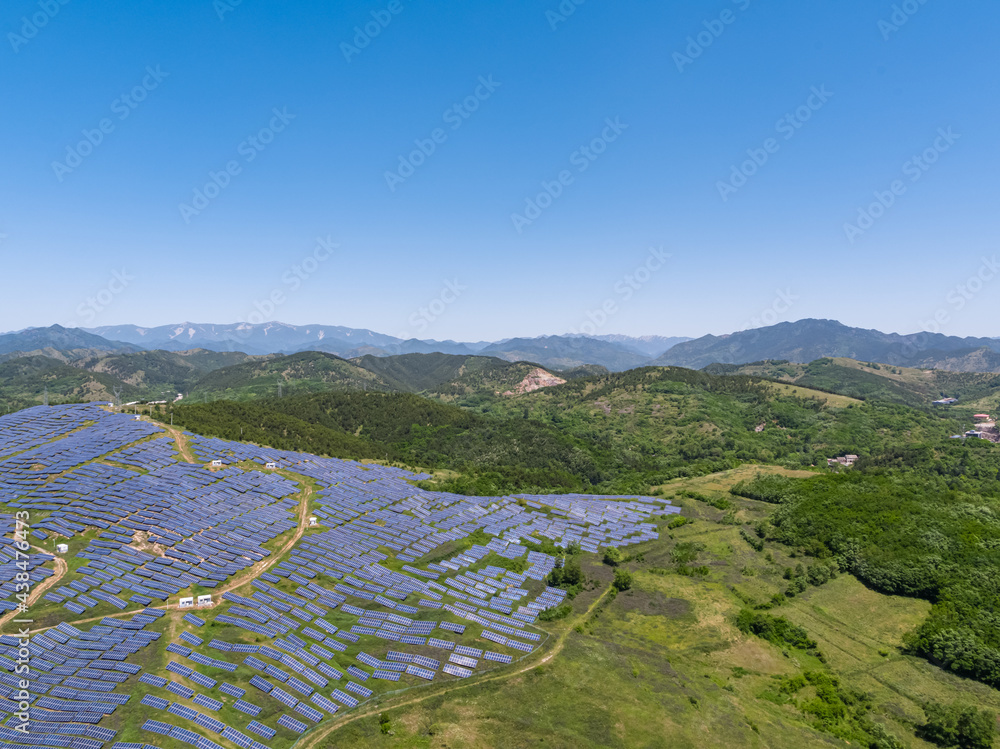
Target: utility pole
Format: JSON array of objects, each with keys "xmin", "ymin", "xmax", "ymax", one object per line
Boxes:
[{"xmin": 43, "ymin": 386, "xmax": 48, "ymax": 407}]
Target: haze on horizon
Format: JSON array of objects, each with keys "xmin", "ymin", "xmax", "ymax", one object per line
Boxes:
[{"xmin": 1, "ymin": 0, "xmax": 997, "ymax": 341}]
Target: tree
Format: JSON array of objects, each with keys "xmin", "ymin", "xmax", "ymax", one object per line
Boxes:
[
  {"xmin": 562, "ymin": 559, "xmax": 584, "ymax": 587},
  {"xmin": 603, "ymin": 546, "xmax": 623, "ymax": 566},
  {"xmin": 613, "ymin": 568, "xmax": 633, "ymax": 592},
  {"xmin": 919, "ymin": 701, "xmax": 996, "ymax": 749}
]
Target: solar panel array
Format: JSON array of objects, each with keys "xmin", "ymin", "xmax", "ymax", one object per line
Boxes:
[{"xmin": 0, "ymin": 404, "xmax": 677, "ymax": 744}]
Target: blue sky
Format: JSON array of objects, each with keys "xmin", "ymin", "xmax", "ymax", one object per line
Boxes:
[{"xmin": 1, "ymin": 0, "xmax": 997, "ymax": 340}]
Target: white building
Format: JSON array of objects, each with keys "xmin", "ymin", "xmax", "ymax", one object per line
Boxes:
[
  {"xmin": 179, "ymin": 597, "xmax": 194, "ymax": 609},
  {"xmin": 210, "ymin": 459, "xmax": 223, "ymax": 467},
  {"xmin": 197, "ymin": 594, "xmax": 213, "ymax": 607},
  {"xmin": 56, "ymin": 543, "xmax": 69, "ymax": 554}
]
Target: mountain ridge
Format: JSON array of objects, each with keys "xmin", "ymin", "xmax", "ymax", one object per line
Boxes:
[{"xmin": 655, "ymin": 319, "xmax": 1000, "ymax": 370}]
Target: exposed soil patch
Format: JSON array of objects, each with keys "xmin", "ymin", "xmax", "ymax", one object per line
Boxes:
[
  {"xmin": 614, "ymin": 589, "xmax": 693, "ymax": 619},
  {"xmin": 503, "ymin": 368, "xmax": 566, "ymax": 396}
]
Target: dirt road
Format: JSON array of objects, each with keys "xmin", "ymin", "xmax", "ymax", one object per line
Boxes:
[{"xmin": 24, "ymin": 471, "xmax": 313, "ymax": 635}]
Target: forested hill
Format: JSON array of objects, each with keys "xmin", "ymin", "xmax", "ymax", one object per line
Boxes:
[
  {"xmin": 705, "ymin": 357, "xmax": 1000, "ymax": 410},
  {"xmin": 162, "ymin": 365, "xmax": 966, "ymax": 496},
  {"xmin": 736, "ymin": 442, "xmax": 1000, "ymax": 693}
]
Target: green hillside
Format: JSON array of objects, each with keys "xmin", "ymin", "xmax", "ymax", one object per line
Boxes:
[
  {"xmin": 352, "ymin": 352, "xmax": 564, "ymax": 400},
  {"xmin": 163, "ymin": 391, "xmax": 603, "ymax": 494},
  {"xmin": 165, "ymin": 365, "xmax": 970, "ymax": 495},
  {"xmin": 477, "ymin": 366, "xmax": 965, "ymax": 478},
  {"xmin": 706, "ymin": 358, "xmax": 1000, "ymax": 411},
  {"xmin": 0, "ymin": 355, "xmax": 145, "ymax": 409},
  {"xmin": 77, "ymin": 348, "xmax": 255, "ymax": 390},
  {"xmin": 184, "ymin": 350, "xmax": 395, "ymax": 401}
]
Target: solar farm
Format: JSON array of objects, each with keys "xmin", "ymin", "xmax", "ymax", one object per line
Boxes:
[{"xmin": 0, "ymin": 404, "xmax": 677, "ymax": 748}]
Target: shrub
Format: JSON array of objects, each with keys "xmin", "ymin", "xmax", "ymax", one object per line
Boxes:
[
  {"xmin": 918, "ymin": 701, "xmax": 996, "ymax": 749},
  {"xmin": 613, "ymin": 569, "xmax": 633, "ymax": 592},
  {"xmin": 548, "ymin": 558, "xmax": 583, "ymax": 590},
  {"xmin": 740, "ymin": 528, "xmax": 765, "ymax": 552},
  {"xmin": 539, "ymin": 603, "xmax": 572, "ymax": 621},
  {"xmin": 736, "ymin": 609, "xmax": 818, "ymax": 652},
  {"xmin": 730, "ymin": 472, "xmax": 796, "ymax": 503}
]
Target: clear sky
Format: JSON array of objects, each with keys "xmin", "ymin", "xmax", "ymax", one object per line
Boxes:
[{"xmin": 1, "ymin": 0, "xmax": 997, "ymax": 341}]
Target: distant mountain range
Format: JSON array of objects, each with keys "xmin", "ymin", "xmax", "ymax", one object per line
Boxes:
[
  {"xmin": 75, "ymin": 322, "xmax": 685, "ymax": 371},
  {"xmin": 654, "ymin": 319, "xmax": 1000, "ymax": 370},
  {"xmin": 3, "ymin": 320, "xmax": 1000, "ymax": 387},
  {"xmin": 0, "ymin": 325, "xmax": 137, "ymax": 357}
]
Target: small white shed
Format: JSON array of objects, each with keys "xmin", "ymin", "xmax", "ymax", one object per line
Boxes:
[{"xmin": 179, "ymin": 597, "xmax": 194, "ymax": 609}]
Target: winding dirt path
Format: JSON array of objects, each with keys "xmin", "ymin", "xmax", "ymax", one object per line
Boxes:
[
  {"xmin": 24, "ymin": 470, "xmax": 313, "ymax": 635},
  {"xmin": 160, "ymin": 424, "xmax": 196, "ymax": 463},
  {"xmin": 0, "ymin": 546, "xmax": 69, "ymax": 631},
  {"xmin": 294, "ymin": 585, "xmax": 614, "ymax": 749}
]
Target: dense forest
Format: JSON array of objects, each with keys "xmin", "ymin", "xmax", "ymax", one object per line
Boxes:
[
  {"xmin": 736, "ymin": 443, "xmax": 1000, "ymax": 692},
  {"xmin": 162, "ymin": 367, "xmax": 965, "ymax": 495}
]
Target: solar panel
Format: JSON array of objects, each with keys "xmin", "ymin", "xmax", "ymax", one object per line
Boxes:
[
  {"xmin": 233, "ymin": 699, "xmax": 263, "ymax": 717},
  {"xmin": 330, "ymin": 689, "xmax": 359, "ymax": 708},
  {"xmin": 294, "ymin": 702, "xmax": 324, "ymax": 722},
  {"xmin": 246, "ymin": 721, "xmax": 276, "ymax": 739},
  {"xmin": 277, "ymin": 715, "xmax": 308, "ymax": 733},
  {"xmin": 193, "ymin": 694, "xmax": 223, "ymax": 711},
  {"xmin": 443, "ymin": 663, "xmax": 473, "ymax": 678},
  {"xmin": 310, "ymin": 692, "xmax": 340, "ymax": 714}
]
